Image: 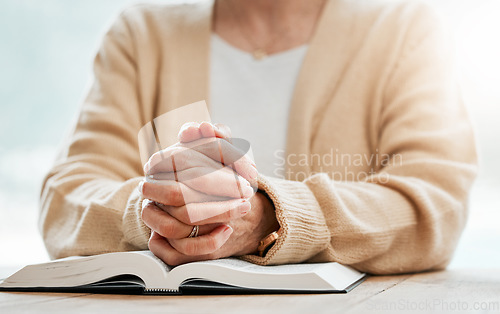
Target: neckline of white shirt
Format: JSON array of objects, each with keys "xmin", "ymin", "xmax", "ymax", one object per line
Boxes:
[{"xmin": 211, "ymin": 33, "xmax": 309, "ymax": 64}]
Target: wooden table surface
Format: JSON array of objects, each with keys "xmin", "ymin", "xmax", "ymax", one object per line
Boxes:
[{"xmin": 1, "ymin": 268, "xmax": 499, "ymax": 314}]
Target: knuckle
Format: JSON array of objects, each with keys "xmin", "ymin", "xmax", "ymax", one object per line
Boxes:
[
  {"xmin": 180, "ymin": 237, "xmax": 220, "ymax": 256},
  {"xmin": 158, "ymin": 221, "xmax": 177, "ymax": 238},
  {"xmin": 172, "ymin": 206, "xmax": 192, "ymax": 225},
  {"xmin": 183, "ymin": 242, "xmax": 197, "ymax": 256},
  {"xmin": 185, "ymin": 240, "xmax": 207, "ymax": 256},
  {"xmin": 141, "ymin": 182, "xmax": 151, "ymax": 197},
  {"xmin": 163, "ymin": 188, "xmax": 175, "ymax": 201},
  {"xmin": 148, "ymin": 153, "xmax": 163, "ymax": 172},
  {"xmin": 164, "ymin": 186, "xmax": 183, "ymax": 205},
  {"xmin": 148, "ymin": 235, "xmax": 160, "ymax": 252},
  {"xmin": 141, "ymin": 201, "xmax": 153, "ymax": 221},
  {"xmin": 205, "ymin": 238, "xmax": 219, "ymax": 253},
  {"xmin": 182, "ymin": 211, "xmax": 194, "ymax": 225},
  {"xmin": 173, "ymin": 190, "xmax": 184, "ymax": 205},
  {"xmin": 147, "ymin": 236, "xmax": 158, "ymax": 251},
  {"xmin": 141, "ymin": 206, "xmax": 148, "ymax": 221},
  {"xmin": 147, "ymin": 240, "xmax": 155, "ymax": 253}
]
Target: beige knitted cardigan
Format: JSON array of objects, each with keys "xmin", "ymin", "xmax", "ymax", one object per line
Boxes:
[{"xmin": 40, "ymin": 0, "xmax": 477, "ymax": 274}]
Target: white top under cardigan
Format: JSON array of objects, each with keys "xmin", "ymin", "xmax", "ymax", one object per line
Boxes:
[{"xmin": 210, "ymin": 34, "xmax": 308, "ymax": 177}]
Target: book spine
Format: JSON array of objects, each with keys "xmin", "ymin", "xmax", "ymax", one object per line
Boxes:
[{"xmin": 144, "ymin": 288, "xmax": 180, "ymax": 295}]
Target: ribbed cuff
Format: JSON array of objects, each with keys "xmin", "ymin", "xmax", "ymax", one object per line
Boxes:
[
  {"xmin": 122, "ymin": 178, "xmax": 151, "ymax": 249},
  {"xmin": 241, "ymin": 175, "xmax": 331, "ymax": 265}
]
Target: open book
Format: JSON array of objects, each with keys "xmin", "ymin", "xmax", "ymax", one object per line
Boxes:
[{"xmin": 0, "ymin": 251, "xmax": 366, "ymax": 295}]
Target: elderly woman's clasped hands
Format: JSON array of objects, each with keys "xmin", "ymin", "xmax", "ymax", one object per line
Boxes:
[{"xmin": 139, "ymin": 122, "xmax": 279, "ymax": 265}]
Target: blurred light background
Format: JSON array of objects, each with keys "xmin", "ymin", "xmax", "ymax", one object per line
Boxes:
[{"xmin": 0, "ymin": 0, "xmax": 499, "ymax": 269}]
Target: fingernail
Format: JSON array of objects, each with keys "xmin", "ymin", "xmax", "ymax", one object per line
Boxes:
[
  {"xmin": 223, "ymin": 225, "xmax": 233, "ymax": 235},
  {"xmin": 138, "ymin": 181, "xmax": 144, "ymax": 194},
  {"xmin": 243, "ymin": 186, "xmax": 254, "ymax": 198},
  {"xmin": 238, "ymin": 201, "xmax": 251, "ymax": 215}
]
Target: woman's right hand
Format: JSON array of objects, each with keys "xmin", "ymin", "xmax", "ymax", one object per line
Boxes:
[
  {"xmin": 142, "ymin": 135, "xmax": 257, "ymax": 202},
  {"xmin": 141, "ymin": 121, "xmax": 258, "ymax": 222}
]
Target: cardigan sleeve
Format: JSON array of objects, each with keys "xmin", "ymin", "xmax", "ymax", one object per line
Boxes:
[
  {"xmin": 241, "ymin": 6, "xmax": 478, "ymax": 274},
  {"xmin": 39, "ymin": 10, "xmax": 150, "ymax": 259}
]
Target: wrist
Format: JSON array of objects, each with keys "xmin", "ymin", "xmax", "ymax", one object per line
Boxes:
[
  {"xmin": 254, "ymin": 191, "xmax": 280, "ymax": 256},
  {"xmin": 258, "ymin": 191, "xmax": 279, "ymax": 234}
]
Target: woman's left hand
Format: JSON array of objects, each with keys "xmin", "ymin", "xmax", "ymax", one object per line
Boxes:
[{"xmin": 143, "ymin": 189, "xmax": 278, "ymax": 266}]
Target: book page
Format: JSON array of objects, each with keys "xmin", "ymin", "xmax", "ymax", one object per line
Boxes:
[
  {"xmin": 167, "ymin": 258, "xmax": 362, "ymax": 291},
  {"xmin": 0, "ymin": 251, "xmax": 171, "ymax": 289},
  {"xmin": 187, "ymin": 258, "xmax": 327, "ymax": 274},
  {"xmin": 135, "ymin": 251, "xmax": 173, "ymax": 272}
]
